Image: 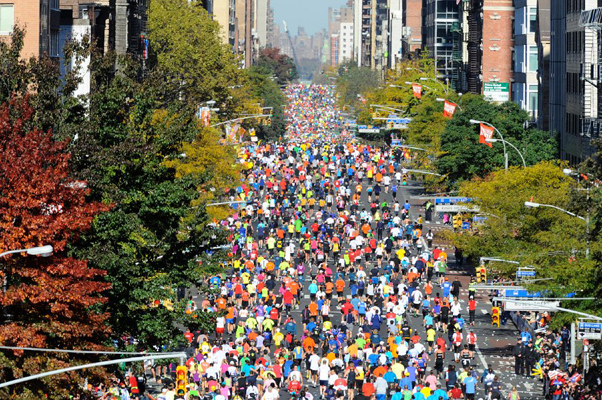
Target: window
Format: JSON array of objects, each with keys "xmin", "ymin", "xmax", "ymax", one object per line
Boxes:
[
  {"xmin": 50, "ymin": 29, "xmax": 59, "ymax": 57},
  {"xmin": 515, "ymin": 45, "xmax": 525, "ymax": 72},
  {"xmin": 528, "ymin": 84, "xmax": 538, "ymax": 112},
  {"xmin": 0, "ymin": 4, "xmax": 14, "ymax": 35},
  {"xmin": 50, "ymin": 0, "xmax": 60, "ymax": 10},
  {"xmin": 528, "ymin": 45, "xmax": 538, "ymax": 72},
  {"xmin": 528, "ymin": 7, "xmax": 537, "ymax": 33}
]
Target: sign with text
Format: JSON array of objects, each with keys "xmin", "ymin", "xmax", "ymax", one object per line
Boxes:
[
  {"xmin": 484, "ymin": 82, "xmax": 510, "ymax": 102},
  {"xmin": 578, "ymin": 322, "xmax": 602, "ymax": 340},
  {"xmin": 504, "ymin": 300, "xmax": 559, "ymax": 312}
]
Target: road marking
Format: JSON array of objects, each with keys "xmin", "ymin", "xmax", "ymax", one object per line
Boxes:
[
  {"xmin": 481, "ymin": 309, "xmax": 487, "ymax": 314},
  {"xmin": 475, "ymin": 343, "xmax": 489, "ymax": 371}
]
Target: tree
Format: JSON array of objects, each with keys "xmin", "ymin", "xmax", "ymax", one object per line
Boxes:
[
  {"xmin": 0, "ymin": 97, "xmax": 110, "ymax": 399},
  {"xmin": 336, "ymin": 62, "xmax": 381, "ymax": 105},
  {"xmin": 246, "ymin": 66, "xmax": 287, "ymax": 140},
  {"xmin": 69, "ymin": 57, "xmax": 231, "ymax": 348},
  {"xmin": 256, "ymin": 47, "xmax": 299, "ymax": 85},
  {"xmin": 447, "ymin": 161, "xmax": 595, "ymax": 295},
  {"xmin": 436, "ymin": 95, "xmax": 557, "ymax": 184},
  {"xmin": 148, "ymin": 0, "xmax": 247, "ymax": 116}
]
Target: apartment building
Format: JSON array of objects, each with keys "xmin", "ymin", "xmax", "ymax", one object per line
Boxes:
[
  {"xmin": 513, "ymin": 0, "xmax": 540, "ymax": 121},
  {"xmin": 551, "ymin": 0, "xmax": 600, "ymax": 163},
  {"xmin": 423, "ymin": 0, "xmax": 461, "ymax": 83},
  {"xmin": 213, "ymin": 0, "xmax": 237, "ymax": 48},
  {"xmin": 0, "ymin": 0, "xmax": 61, "ymax": 59},
  {"xmin": 401, "ymin": 0, "xmax": 422, "ymax": 56}
]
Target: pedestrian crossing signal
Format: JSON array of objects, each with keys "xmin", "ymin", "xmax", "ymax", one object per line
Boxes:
[
  {"xmin": 492, "ymin": 306, "xmax": 500, "ymax": 327},
  {"xmin": 176, "ymin": 366, "xmax": 188, "ymax": 396}
]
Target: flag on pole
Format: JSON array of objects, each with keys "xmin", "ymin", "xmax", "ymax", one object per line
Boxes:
[
  {"xmin": 412, "ymin": 83, "xmax": 422, "ymax": 99},
  {"xmin": 479, "ymin": 123, "xmax": 494, "ymax": 147},
  {"xmin": 443, "ymin": 100, "xmax": 457, "ymax": 118}
]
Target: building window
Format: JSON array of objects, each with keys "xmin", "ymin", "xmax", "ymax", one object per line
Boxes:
[
  {"xmin": 0, "ymin": 4, "xmax": 14, "ymax": 35},
  {"xmin": 50, "ymin": 29, "xmax": 59, "ymax": 57},
  {"xmin": 50, "ymin": 0, "xmax": 60, "ymax": 10},
  {"xmin": 529, "ymin": 7, "xmax": 537, "ymax": 33},
  {"xmin": 528, "ymin": 84, "xmax": 538, "ymax": 112},
  {"xmin": 528, "ymin": 45, "xmax": 538, "ymax": 72}
]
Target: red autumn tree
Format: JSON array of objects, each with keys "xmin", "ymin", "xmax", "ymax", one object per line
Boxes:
[{"xmin": 0, "ymin": 97, "xmax": 111, "ymax": 398}]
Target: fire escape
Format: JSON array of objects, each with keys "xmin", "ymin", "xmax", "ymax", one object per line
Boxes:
[
  {"xmin": 450, "ymin": 21, "xmax": 462, "ymax": 92},
  {"xmin": 466, "ymin": 0, "xmax": 482, "ymax": 94},
  {"xmin": 128, "ymin": 0, "xmax": 148, "ymax": 55}
]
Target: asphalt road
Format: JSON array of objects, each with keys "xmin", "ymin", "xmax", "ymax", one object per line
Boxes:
[{"xmin": 186, "ymin": 171, "xmax": 543, "ymax": 399}]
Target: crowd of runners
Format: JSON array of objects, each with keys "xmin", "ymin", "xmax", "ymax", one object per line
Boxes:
[{"xmin": 97, "ymin": 85, "xmax": 598, "ymax": 400}]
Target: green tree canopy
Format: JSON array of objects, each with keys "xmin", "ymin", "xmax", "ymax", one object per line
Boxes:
[
  {"xmin": 448, "ymin": 161, "xmax": 594, "ymax": 296},
  {"xmin": 336, "ymin": 62, "xmax": 381, "ymax": 105},
  {"xmin": 256, "ymin": 47, "xmax": 299, "ymax": 85},
  {"xmin": 148, "ymin": 0, "xmax": 247, "ymax": 116},
  {"xmin": 436, "ymin": 96, "xmax": 557, "ymax": 184}
]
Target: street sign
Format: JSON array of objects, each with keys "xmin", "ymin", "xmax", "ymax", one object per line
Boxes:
[
  {"xmin": 358, "ymin": 128, "xmax": 381, "ymax": 133},
  {"xmin": 504, "ymin": 300, "xmax": 559, "ymax": 312},
  {"xmin": 484, "ymin": 82, "xmax": 510, "ymax": 102},
  {"xmin": 578, "ymin": 322, "xmax": 602, "ymax": 340},
  {"xmin": 504, "ymin": 289, "xmax": 542, "ymax": 298},
  {"xmin": 435, "ymin": 205, "xmax": 480, "ymax": 213},
  {"xmin": 516, "ymin": 270, "xmax": 536, "ymax": 278},
  {"xmin": 433, "ymin": 197, "xmax": 472, "ymax": 205}
]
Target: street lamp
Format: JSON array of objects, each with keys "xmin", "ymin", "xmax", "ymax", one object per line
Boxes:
[
  {"xmin": 485, "ymin": 138, "xmax": 526, "ymax": 168},
  {"xmin": 0, "ymin": 245, "xmax": 54, "ymax": 258},
  {"xmin": 524, "ymin": 201, "xmax": 589, "ymax": 258},
  {"xmin": 1, "ymin": 245, "xmax": 54, "ymax": 299},
  {"xmin": 420, "ymin": 77, "xmax": 448, "ymax": 94},
  {"xmin": 469, "ymin": 119, "xmax": 509, "ymax": 171}
]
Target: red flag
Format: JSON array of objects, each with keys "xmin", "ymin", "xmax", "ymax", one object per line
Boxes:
[
  {"xmin": 412, "ymin": 83, "xmax": 422, "ymax": 99},
  {"xmin": 479, "ymin": 123, "xmax": 494, "ymax": 147},
  {"xmin": 443, "ymin": 100, "xmax": 457, "ymax": 118}
]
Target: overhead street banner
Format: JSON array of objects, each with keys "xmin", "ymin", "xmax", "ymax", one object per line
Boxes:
[
  {"xmin": 435, "ymin": 205, "xmax": 480, "ymax": 213},
  {"xmin": 504, "ymin": 300, "xmax": 560, "ymax": 312}
]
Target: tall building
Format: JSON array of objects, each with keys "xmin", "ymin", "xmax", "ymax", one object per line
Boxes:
[
  {"xmin": 354, "ymin": 0, "xmax": 387, "ymax": 69},
  {"xmin": 536, "ymin": 0, "xmax": 551, "ymax": 131},
  {"xmin": 340, "ymin": 21, "xmax": 354, "ymax": 63},
  {"xmin": 255, "ymin": 0, "xmax": 270, "ymax": 48},
  {"xmin": 551, "ymin": 1, "xmax": 599, "ymax": 163},
  {"xmin": 401, "ymin": 0, "xmax": 422, "ymax": 56},
  {"xmin": 328, "ymin": 1, "xmax": 354, "ymax": 66},
  {"xmin": 423, "ymin": 0, "xmax": 462, "ymax": 82},
  {"xmin": 213, "ymin": 0, "xmax": 237, "ymax": 48},
  {"xmin": 0, "ymin": 0, "xmax": 61, "ymax": 59},
  {"xmin": 387, "ymin": 0, "xmax": 403, "ymax": 69},
  {"xmin": 513, "ymin": 0, "xmax": 540, "ymax": 122},
  {"xmin": 463, "ymin": 0, "xmax": 514, "ymax": 99},
  {"xmin": 235, "ymin": 0, "xmax": 255, "ymax": 67}
]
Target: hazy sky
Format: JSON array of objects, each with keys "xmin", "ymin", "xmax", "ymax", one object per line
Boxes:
[{"xmin": 271, "ymin": 0, "xmax": 348, "ymax": 36}]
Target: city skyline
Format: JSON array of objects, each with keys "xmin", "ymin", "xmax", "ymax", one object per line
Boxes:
[{"xmin": 271, "ymin": 0, "xmax": 347, "ymax": 36}]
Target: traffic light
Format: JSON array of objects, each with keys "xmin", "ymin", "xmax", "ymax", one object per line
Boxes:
[
  {"xmin": 476, "ymin": 266, "xmax": 487, "ymax": 283},
  {"xmin": 492, "ymin": 306, "xmax": 500, "ymax": 327},
  {"xmin": 176, "ymin": 366, "xmax": 188, "ymax": 397},
  {"xmin": 402, "ymin": 174, "xmax": 407, "ymax": 186},
  {"xmin": 452, "ymin": 214, "xmax": 462, "ymax": 230}
]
